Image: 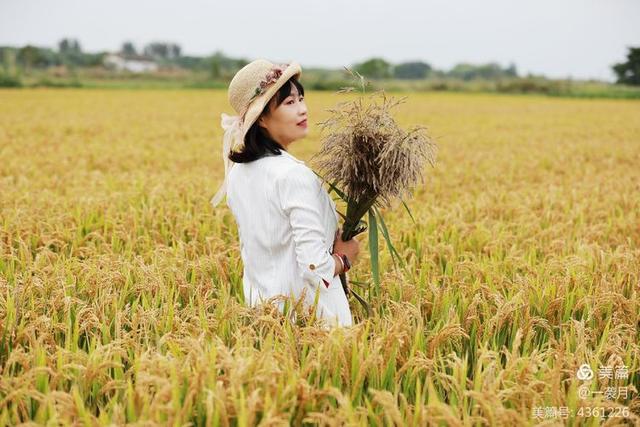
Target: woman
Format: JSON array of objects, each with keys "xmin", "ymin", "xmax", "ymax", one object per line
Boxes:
[{"xmin": 210, "ymin": 59, "xmax": 360, "ymax": 328}]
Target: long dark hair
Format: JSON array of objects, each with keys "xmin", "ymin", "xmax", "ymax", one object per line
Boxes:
[{"xmin": 228, "ymin": 76, "xmax": 305, "ymax": 163}]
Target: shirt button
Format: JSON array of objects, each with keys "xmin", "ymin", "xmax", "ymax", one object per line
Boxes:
[{"xmin": 309, "ymin": 264, "xmax": 316, "ymax": 270}]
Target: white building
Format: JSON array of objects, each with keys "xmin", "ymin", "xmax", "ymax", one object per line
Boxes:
[{"xmin": 103, "ymin": 53, "xmax": 158, "ymax": 73}]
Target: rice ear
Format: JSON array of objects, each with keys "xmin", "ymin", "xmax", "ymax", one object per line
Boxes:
[
  {"xmin": 311, "ymin": 73, "xmax": 438, "ymax": 313},
  {"xmin": 312, "ymin": 88, "xmax": 437, "ymax": 208}
]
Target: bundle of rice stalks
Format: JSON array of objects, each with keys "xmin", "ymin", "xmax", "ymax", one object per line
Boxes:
[{"xmin": 311, "ymin": 68, "xmax": 438, "ymax": 316}]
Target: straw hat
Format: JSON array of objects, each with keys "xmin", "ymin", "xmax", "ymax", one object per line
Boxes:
[{"xmin": 210, "ymin": 59, "xmax": 302, "ymax": 207}]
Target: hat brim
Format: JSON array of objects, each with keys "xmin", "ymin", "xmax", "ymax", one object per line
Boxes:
[{"xmin": 238, "ymin": 61, "xmax": 302, "ymax": 144}]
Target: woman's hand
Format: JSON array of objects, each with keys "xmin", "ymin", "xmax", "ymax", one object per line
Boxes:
[{"xmin": 333, "ymin": 227, "xmax": 361, "ymax": 265}]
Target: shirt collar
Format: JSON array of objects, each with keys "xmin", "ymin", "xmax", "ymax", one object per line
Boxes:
[{"xmin": 280, "ymin": 149, "xmax": 305, "ymax": 164}]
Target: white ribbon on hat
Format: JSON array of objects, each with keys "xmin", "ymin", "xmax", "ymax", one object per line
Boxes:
[{"xmin": 210, "ymin": 112, "xmax": 244, "ymax": 207}]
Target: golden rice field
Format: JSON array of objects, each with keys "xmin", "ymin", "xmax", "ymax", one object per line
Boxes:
[{"xmin": 0, "ymin": 88, "xmax": 639, "ymax": 426}]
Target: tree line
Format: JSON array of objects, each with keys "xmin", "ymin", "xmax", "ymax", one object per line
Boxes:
[{"xmin": 1, "ymin": 38, "xmax": 639, "ymax": 86}]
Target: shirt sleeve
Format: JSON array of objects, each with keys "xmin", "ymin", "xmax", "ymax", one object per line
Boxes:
[{"xmin": 276, "ymin": 164, "xmax": 336, "ymax": 290}]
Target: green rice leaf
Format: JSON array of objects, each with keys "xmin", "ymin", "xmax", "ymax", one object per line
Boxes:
[
  {"xmin": 347, "ymin": 279, "xmax": 368, "ymax": 288},
  {"xmin": 401, "ymin": 198, "xmax": 416, "ymax": 225},
  {"xmin": 373, "ymin": 205, "xmax": 403, "ymax": 270},
  {"xmin": 368, "ymin": 208, "xmax": 380, "ymax": 293},
  {"xmin": 311, "ymin": 171, "xmax": 349, "ymax": 220},
  {"xmin": 312, "ymin": 171, "xmax": 347, "ymax": 200}
]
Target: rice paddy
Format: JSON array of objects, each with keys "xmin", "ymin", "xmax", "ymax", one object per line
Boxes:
[{"xmin": 0, "ymin": 88, "xmax": 639, "ymax": 425}]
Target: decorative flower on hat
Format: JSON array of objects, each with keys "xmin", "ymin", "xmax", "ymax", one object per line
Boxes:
[{"xmin": 249, "ymin": 63, "xmax": 289, "ymax": 102}]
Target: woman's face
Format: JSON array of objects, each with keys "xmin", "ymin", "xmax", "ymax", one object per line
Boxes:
[{"xmin": 258, "ymin": 82, "xmax": 308, "ymax": 149}]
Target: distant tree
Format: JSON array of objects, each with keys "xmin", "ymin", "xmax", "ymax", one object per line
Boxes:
[
  {"xmin": 235, "ymin": 58, "xmax": 249, "ymax": 69},
  {"xmin": 17, "ymin": 45, "xmax": 50, "ymax": 72},
  {"xmin": 353, "ymin": 57, "xmax": 392, "ymax": 79},
  {"xmin": 429, "ymin": 69, "xmax": 447, "ymax": 79},
  {"xmin": 448, "ymin": 62, "xmax": 517, "ymax": 80},
  {"xmin": 143, "ymin": 42, "xmax": 181, "ymax": 60},
  {"xmin": 57, "ymin": 38, "xmax": 84, "ymax": 69},
  {"xmin": 448, "ymin": 63, "xmax": 475, "ymax": 80},
  {"xmin": 143, "ymin": 42, "xmax": 164, "ymax": 58},
  {"xmin": 393, "ymin": 61, "xmax": 432, "ymax": 79},
  {"xmin": 121, "ymin": 41, "xmax": 137, "ymax": 56},
  {"xmin": 174, "ymin": 50, "xmax": 247, "ymax": 77},
  {"xmin": 477, "ymin": 62, "xmax": 505, "ymax": 79},
  {"xmin": 209, "ymin": 52, "xmax": 222, "ymax": 79},
  {"xmin": 36, "ymin": 47, "xmax": 61, "ymax": 67},
  {"xmin": 82, "ymin": 52, "xmax": 107, "ymax": 67},
  {"xmin": 169, "ymin": 44, "xmax": 181, "ymax": 59},
  {"xmin": 505, "ymin": 62, "xmax": 518, "ymax": 77},
  {"xmin": 612, "ymin": 47, "xmax": 640, "ymax": 86},
  {"xmin": 1, "ymin": 48, "xmax": 18, "ymax": 73},
  {"xmin": 58, "ymin": 38, "xmax": 82, "ymax": 54}
]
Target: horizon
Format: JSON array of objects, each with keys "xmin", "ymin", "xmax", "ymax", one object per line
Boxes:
[{"xmin": 1, "ymin": 0, "xmax": 639, "ymax": 82}]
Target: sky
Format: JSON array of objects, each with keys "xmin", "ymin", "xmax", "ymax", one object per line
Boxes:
[{"xmin": 1, "ymin": 0, "xmax": 639, "ymax": 82}]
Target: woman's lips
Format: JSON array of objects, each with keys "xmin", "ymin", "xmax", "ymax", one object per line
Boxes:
[{"xmin": 297, "ymin": 119, "xmax": 307, "ymax": 128}]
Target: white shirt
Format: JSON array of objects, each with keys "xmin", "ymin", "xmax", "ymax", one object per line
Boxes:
[{"xmin": 226, "ymin": 149, "xmax": 353, "ymax": 327}]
